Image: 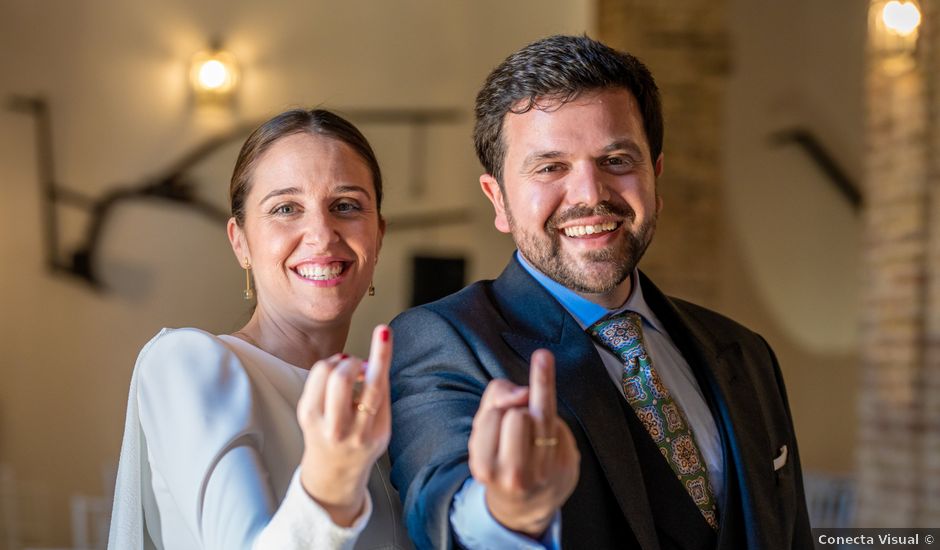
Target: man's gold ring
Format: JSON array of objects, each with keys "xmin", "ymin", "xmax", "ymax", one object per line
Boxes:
[
  {"xmin": 534, "ymin": 436, "xmax": 559, "ymax": 447},
  {"xmin": 356, "ymin": 402, "xmax": 378, "ymax": 416}
]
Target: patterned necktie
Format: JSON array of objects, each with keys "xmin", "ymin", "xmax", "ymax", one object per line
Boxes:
[{"xmin": 589, "ymin": 312, "xmax": 719, "ymax": 530}]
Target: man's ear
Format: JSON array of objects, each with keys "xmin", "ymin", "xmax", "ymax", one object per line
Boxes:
[
  {"xmin": 227, "ymin": 217, "xmax": 249, "ymax": 266},
  {"xmin": 480, "ymin": 174, "xmax": 511, "ymax": 234},
  {"xmin": 654, "ymin": 153, "xmax": 664, "ymax": 214}
]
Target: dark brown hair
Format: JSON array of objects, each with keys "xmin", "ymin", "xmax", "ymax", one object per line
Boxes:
[
  {"xmin": 474, "ymin": 34, "xmax": 663, "ymax": 182},
  {"xmin": 230, "ymin": 108, "xmax": 383, "ymax": 226}
]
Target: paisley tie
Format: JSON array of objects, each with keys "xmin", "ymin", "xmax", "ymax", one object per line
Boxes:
[{"xmin": 589, "ymin": 312, "xmax": 719, "ymax": 530}]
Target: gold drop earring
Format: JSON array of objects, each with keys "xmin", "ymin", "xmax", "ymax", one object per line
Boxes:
[
  {"xmin": 243, "ymin": 258, "xmax": 255, "ymax": 300},
  {"xmin": 369, "ymin": 254, "xmax": 378, "ymax": 296}
]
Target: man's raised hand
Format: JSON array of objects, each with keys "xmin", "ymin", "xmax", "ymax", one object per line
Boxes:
[{"xmin": 467, "ymin": 349, "xmax": 580, "ymax": 537}]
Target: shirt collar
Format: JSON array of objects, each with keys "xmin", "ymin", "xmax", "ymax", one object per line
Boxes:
[{"xmin": 515, "ymin": 250, "xmax": 666, "ymax": 334}]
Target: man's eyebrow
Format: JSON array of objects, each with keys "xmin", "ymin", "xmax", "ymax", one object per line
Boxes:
[
  {"xmin": 259, "ymin": 187, "xmax": 301, "ymax": 204},
  {"xmin": 333, "ymin": 184, "xmax": 371, "ymax": 196},
  {"xmin": 521, "ymin": 150, "xmax": 564, "ymax": 169},
  {"xmin": 603, "ymin": 140, "xmax": 645, "ymax": 156}
]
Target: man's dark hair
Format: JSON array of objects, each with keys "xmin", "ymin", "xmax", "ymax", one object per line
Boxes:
[{"xmin": 473, "ymin": 34, "xmax": 663, "ymax": 182}]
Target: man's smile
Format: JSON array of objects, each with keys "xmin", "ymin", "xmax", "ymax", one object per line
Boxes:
[{"xmin": 561, "ymin": 221, "xmax": 620, "ymax": 238}]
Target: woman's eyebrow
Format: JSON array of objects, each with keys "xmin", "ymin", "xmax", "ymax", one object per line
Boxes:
[{"xmin": 259, "ymin": 187, "xmax": 301, "ymax": 204}]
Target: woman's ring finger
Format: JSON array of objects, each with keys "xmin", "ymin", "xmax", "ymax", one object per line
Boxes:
[{"xmin": 356, "ymin": 401, "xmax": 378, "ymax": 416}]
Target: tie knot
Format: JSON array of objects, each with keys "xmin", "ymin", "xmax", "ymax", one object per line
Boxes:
[{"xmin": 588, "ymin": 311, "xmax": 647, "ymax": 363}]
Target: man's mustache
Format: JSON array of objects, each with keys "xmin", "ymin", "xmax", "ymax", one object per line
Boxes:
[{"xmin": 546, "ymin": 202, "xmax": 636, "ymax": 231}]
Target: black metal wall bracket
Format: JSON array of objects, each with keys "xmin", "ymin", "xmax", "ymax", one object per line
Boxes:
[{"xmin": 770, "ymin": 128, "xmax": 862, "ymax": 211}]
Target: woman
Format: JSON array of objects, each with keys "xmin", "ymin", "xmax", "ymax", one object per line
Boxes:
[{"xmin": 108, "ymin": 109, "xmax": 411, "ymax": 549}]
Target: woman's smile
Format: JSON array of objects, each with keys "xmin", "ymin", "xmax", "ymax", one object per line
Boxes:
[{"xmin": 291, "ymin": 258, "xmax": 352, "ymax": 286}]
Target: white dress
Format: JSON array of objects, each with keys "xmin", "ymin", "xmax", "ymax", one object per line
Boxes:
[{"xmin": 108, "ymin": 327, "xmax": 411, "ymax": 550}]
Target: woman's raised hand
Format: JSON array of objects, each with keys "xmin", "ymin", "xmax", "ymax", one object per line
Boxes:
[{"xmin": 296, "ymin": 325, "xmax": 392, "ymax": 526}]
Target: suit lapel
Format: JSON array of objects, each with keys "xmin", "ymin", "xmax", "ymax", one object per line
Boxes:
[
  {"xmin": 638, "ymin": 272, "xmax": 778, "ymax": 548},
  {"xmin": 493, "ymin": 259, "xmax": 660, "ymax": 550}
]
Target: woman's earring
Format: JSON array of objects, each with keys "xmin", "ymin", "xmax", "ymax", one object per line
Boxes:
[
  {"xmin": 243, "ymin": 258, "xmax": 255, "ymax": 300},
  {"xmin": 368, "ymin": 282, "xmax": 375, "ymax": 297}
]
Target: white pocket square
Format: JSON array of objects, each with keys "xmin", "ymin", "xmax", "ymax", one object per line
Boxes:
[{"xmin": 773, "ymin": 445, "xmax": 788, "ymax": 471}]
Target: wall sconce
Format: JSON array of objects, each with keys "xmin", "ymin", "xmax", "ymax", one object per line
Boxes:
[
  {"xmin": 190, "ymin": 47, "xmax": 239, "ymax": 103},
  {"xmin": 869, "ymin": 0, "xmax": 922, "ymax": 73}
]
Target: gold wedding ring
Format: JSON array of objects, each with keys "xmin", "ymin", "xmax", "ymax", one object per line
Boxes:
[
  {"xmin": 534, "ymin": 436, "xmax": 559, "ymax": 447},
  {"xmin": 356, "ymin": 402, "xmax": 378, "ymax": 416}
]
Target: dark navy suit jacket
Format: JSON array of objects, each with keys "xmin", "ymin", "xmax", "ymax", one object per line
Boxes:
[{"xmin": 389, "ymin": 256, "xmax": 813, "ymax": 549}]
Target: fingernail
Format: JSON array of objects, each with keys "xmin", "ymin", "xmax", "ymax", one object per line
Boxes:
[
  {"xmin": 381, "ymin": 327, "xmax": 390, "ymax": 342},
  {"xmin": 340, "ymin": 353, "xmax": 349, "ymax": 359}
]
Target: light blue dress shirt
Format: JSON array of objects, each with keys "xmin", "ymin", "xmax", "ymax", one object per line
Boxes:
[{"xmin": 449, "ymin": 252, "xmax": 724, "ymax": 548}]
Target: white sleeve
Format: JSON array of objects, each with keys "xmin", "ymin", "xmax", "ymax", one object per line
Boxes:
[
  {"xmin": 252, "ymin": 467, "xmax": 372, "ymax": 550},
  {"xmin": 137, "ymin": 328, "xmax": 371, "ymax": 550}
]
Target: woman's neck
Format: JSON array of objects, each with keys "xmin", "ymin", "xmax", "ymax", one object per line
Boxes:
[{"xmin": 234, "ymin": 308, "xmax": 349, "ymax": 369}]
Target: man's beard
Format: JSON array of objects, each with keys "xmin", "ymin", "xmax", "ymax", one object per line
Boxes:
[{"xmin": 507, "ymin": 200, "xmax": 657, "ymax": 295}]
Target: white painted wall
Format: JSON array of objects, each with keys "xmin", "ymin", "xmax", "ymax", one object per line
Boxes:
[
  {"xmin": 724, "ymin": 0, "xmax": 864, "ymax": 355},
  {"xmin": 722, "ymin": 0, "xmax": 865, "ymax": 473}
]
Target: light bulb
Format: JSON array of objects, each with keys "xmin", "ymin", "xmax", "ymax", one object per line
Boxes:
[
  {"xmin": 190, "ymin": 49, "xmax": 239, "ymax": 101},
  {"xmin": 198, "ymin": 60, "xmax": 229, "ymax": 90},
  {"xmin": 882, "ymin": 1, "xmax": 921, "ymax": 36}
]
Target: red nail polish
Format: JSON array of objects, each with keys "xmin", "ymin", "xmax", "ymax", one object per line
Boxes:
[
  {"xmin": 381, "ymin": 328, "xmax": 390, "ymax": 342},
  {"xmin": 340, "ymin": 353, "xmax": 349, "ymax": 359}
]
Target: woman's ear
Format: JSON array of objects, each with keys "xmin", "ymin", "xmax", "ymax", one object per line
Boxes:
[
  {"xmin": 375, "ymin": 217, "xmax": 386, "ymax": 262},
  {"xmin": 227, "ymin": 217, "xmax": 249, "ymax": 265}
]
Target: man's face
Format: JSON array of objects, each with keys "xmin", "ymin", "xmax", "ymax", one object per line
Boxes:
[{"xmin": 481, "ymin": 87, "xmax": 662, "ymax": 301}]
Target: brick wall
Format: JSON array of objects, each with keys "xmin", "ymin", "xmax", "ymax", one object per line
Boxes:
[
  {"xmin": 857, "ymin": 0, "xmax": 940, "ymax": 527},
  {"xmin": 598, "ymin": 0, "xmax": 729, "ymax": 307},
  {"xmin": 926, "ymin": 0, "xmax": 940, "ymax": 523}
]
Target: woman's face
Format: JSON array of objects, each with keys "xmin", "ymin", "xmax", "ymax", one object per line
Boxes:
[{"xmin": 228, "ymin": 132, "xmax": 384, "ymax": 328}]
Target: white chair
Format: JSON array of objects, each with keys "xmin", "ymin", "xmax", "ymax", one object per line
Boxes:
[
  {"xmin": 69, "ymin": 494, "xmax": 110, "ymax": 550},
  {"xmin": 0, "ymin": 462, "xmax": 112, "ymax": 550},
  {"xmin": 803, "ymin": 470, "xmax": 856, "ymax": 528},
  {"xmin": 1, "ymin": 463, "xmax": 22, "ymax": 550}
]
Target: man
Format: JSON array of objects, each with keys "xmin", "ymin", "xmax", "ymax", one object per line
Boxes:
[{"xmin": 389, "ymin": 35, "xmax": 813, "ymax": 549}]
